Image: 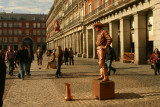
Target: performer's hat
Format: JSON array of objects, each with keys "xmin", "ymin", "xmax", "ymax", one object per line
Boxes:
[{"xmin": 94, "ymin": 23, "xmax": 103, "ymax": 27}]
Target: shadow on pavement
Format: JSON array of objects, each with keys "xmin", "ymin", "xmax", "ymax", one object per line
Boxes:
[{"xmin": 115, "ymin": 92, "xmax": 144, "ymax": 99}]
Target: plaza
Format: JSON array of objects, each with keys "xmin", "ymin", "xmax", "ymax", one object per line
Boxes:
[{"xmin": 3, "ymin": 55, "xmax": 160, "ymax": 107}]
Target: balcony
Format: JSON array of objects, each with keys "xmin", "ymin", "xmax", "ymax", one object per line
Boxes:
[
  {"xmin": 84, "ymin": 0, "xmax": 132, "ymax": 20},
  {"xmin": 64, "ymin": 0, "xmax": 78, "ymax": 16}
]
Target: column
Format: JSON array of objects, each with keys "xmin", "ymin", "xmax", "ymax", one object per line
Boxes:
[
  {"xmin": 82, "ymin": 28, "xmax": 86, "ymax": 58},
  {"xmin": 109, "ymin": 22, "xmax": 119, "ymax": 60},
  {"xmin": 93, "ymin": 27, "xmax": 97, "ymax": 59},
  {"xmin": 64, "ymin": 37, "xmax": 66, "ymax": 50},
  {"xmin": 134, "ymin": 13, "xmax": 147, "ymax": 64},
  {"xmin": 153, "ymin": 2, "xmax": 160, "ymax": 49},
  {"xmin": 120, "ymin": 17, "xmax": 131, "ymax": 61}
]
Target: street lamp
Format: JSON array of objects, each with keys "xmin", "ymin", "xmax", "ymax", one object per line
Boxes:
[
  {"xmin": 147, "ymin": 22, "xmax": 152, "ymax": 31},
  {"xmin": 131, "ymin": 27, "xmax": 134, "ymax": 34},
  {"xmin": 117, "ymin": 30, "xmax": 120, "ymax": 35}
]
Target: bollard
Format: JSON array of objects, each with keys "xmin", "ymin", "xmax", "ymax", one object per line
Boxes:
[{"xmin": 65, "ymin": 83, "xmax": 73, "ymax": 101}]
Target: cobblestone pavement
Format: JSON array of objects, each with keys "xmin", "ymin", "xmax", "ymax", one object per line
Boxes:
[{"xmin": 3, "ymin": 55, "xmax": 160, "ymax": 107}]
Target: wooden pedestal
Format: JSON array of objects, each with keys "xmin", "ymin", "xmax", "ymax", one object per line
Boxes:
[{"xmin": 92, "ymin": 79, "xmax": 115, "ymax": 100}]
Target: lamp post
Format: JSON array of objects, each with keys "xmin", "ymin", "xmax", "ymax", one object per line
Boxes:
[
  {"xmin": 147, "ymin": 22, "xmax": 152, "ymax": 31},
  {"xmin": 131, "ymin": 27, "xmax": 134, "ymax": 34}
]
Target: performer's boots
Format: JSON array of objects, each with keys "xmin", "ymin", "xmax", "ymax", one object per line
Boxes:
[
  {"xmin": 102, "ymin": 70, "xmax": 109, "ymax": 82},
  {"xmin": 97, "ymin": 69, "xmax": 104, "ymax": 80}
]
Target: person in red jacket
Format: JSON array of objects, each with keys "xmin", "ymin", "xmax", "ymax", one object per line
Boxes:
[{"xmin": 149, "ymin": 48, "xmax": 160, "ymax": 75}]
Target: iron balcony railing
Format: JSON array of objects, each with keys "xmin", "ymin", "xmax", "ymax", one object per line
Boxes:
[
  {"xmin": 84, "ymin": 0, "xmax": 130, "ymax": 20},
  {"xmin": 64, "ymin": 0, "xmax": 78, "ymax": 16}
]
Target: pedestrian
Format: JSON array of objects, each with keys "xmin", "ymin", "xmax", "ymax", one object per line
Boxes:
[
  {"xmin": 149, "ymin": 48, "xmax": 160, "ymax": 75},
  {"xmin": 36, "ymin": 46, "xmax": 43, "ymax": 65},
  {"xmin": 69, "ymin": 48, "xmax": 74, "ymax": 65},
  {"xmin": 15, "ymin": 45, "xmax": 28, "ymax": 80},
  {"xmin": 25, "ymin": 45, "xmax": 34, "ymax": 76},
  {"xmin": 64, "ymin": 48, "xmax": 69, "ymax": 65},
  {"xmin": 5, "ymin": 46, "xmax": 14, "ymax": 76},
  {"xmin": 0, "ymin": 49, "xmax": 6, "ymax": 107},
  {"xmin": 55, "ymin": 46, "xmax": 63, "ymax": 78},
  {"xmin": 94, "ymin": 22, "xmax": 112, "ymax": 82},
  {"xmin": 105, "ymin": 46, "xmax": 116, "ymax": 75}
]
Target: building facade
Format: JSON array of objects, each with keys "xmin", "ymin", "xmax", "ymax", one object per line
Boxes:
[
  {"xmin": 0, "ymin": 13, "xmax": 47, "ymax": 52},
  {"xmin": 47, "ymin": 0, "xmax": 160, "ymax": 64}
]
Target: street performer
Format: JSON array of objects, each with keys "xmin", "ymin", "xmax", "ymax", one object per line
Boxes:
[{"xmin": 94, "ymin": 23, "xmax": 112, "ymax": 82}]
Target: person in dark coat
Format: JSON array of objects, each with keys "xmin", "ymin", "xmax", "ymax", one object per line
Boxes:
[
  {"xmin": 149, "ymin": 48, "xmax": 160, "ymax": 75},
  {"xmin": 36, "ymin": 47, "xmax": 43, "ymax": 65},
  {"xmin": 0, "ymin": 49, "xmax": 6, "ymax": 107},
  {"xmin": 55, "ymin": 46, "xmax": 63, "ymax": 78},
  {"xmin": 69, "ymin": 48, "xmax": 74, "ymax": 65},
  {"xmin": 64, "ymin": 48, "xmax": 69, "ymax": 65},
  {"xmin": 25, "ymin": 45, "xmax": 34, "ymax": 76},
  {"xmin": 105, "ymin": 46, "xmax": 116, "ymax": 75},
  {"xmin": 15, "ymin": 45, "xmax": 28, "ymax": 80}
]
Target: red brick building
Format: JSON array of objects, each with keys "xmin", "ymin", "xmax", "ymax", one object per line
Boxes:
[{"xmin": 0, "ymin": 13, "xmax": 47, "ymax": 52}]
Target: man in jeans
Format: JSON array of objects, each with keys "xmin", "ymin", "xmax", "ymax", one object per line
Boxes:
[
  {"xmin": 105, "ymin": 46, "xmax": 116, "ymax": 75},
  {"xmin": 5, "ymin": 46, "xmax": 14, "ymax": 76},
  {"xmin": 25, "ymin": 45, "xmax": 34, "ymax": 76}
]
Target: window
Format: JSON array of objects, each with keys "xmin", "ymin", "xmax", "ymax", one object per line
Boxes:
[
  {"xmin": 3, "ymin": 30, "xmax": 7, "ymax": 35},
  {"xmin": 42, "ymin": 23, "xmax": 46, "ymax": 28},
  {"xmin": 3, "ymin": 22, "xmax": 7, "ymax": 27},
  {"xmin": 9, "ymin": 30, "xmax": 13, "ymax": 35},
  {"xmin": 95, "ymin": 0, "xmax": 99, "ymax": 9},
  {"xmin": 88, "ymin": 3, "xmax": 92, "ymax": 14},
  {"xmin": 42, "ymin": 30, "xmax": 46, "ymax": 35},
  {"xmin": 26, "ymin": 23, "xmax": 29, "ymax": 28},
  {"xmin": 37, "ymin": 23, "xmax": 40, "ymax": 28},
  {"xmin": 14, "ymin": 37, "xmax": 18, "ymax": 43},
  {"xmin": 0, "ymin": 22, "xmax": 2, "ymax": 27},
  {"xmin": 0, "ymin": 30, "xmax": 2, "ymax": 35},
  {"xmin": 37, "ymin": 30, "xmax": 41, "ymax": 35},
  {"xmin": 26, "ymin": 30, "xmax": 30, "ymax": 35},
  {"xmin": 14, "ymin": 23, "xmax": 18, "ymax": 27},
  {"xmin": 37, "ymin": 37, "xmax": 41, "ymax": 43},
  {"xmin": 33, "ymin": 23, "xmax": 36, "ymax": 28},
  {"xmin": 0, "ymin": 37, "xmax": 2, "ymax": 43},
  {"xmin": 18, "ymin": 30, "xmax": 22, "ymax": 35},
  {"xmin": 9, "ymin": 37, "xmax": 12, "ymax": 43},
  {"xmin": 42, "ymin": 37, "xmax": 46, "ymax": 42},
  {"xmin": 9, "ymin": 23, "xmax": 13, "ymax": 27},
  {"xmin": 3, "ymin": 37, "xmax": 7, "ymax": 43},
  {"xmin": 33, "ymin": 30, "xmax": 36, "ymax": 35},
  {"xmin": 18, "ymin": 23, "xmax": 22, "ymax": 27},
  {"xmin": 14, "ymin": 30, "xmax": 18, "ymax": 35}
]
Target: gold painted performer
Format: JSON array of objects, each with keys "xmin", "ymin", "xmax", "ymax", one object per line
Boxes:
[{"xmin": 94, "ymin": 23, "xmax": 112, "ymax": 82}]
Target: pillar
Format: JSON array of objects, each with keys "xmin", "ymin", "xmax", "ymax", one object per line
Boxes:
[
  {"xmin": 134, "ymin": 13, "xmax": 147, "ymax": 64},
  {"xmin": 120, "ymin": 17, "xmax": 131, "ymax": 61},
  {"xmin": 109, "ymin": 22, "xmax": 119, "ymax": 60},
  {"xmin": 153, "ymin": 2, "xmax": 160, "ymax": 49}
]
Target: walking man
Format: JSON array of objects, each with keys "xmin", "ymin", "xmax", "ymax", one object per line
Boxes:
[
  {"xmin": 0, "ymin": 49, "xmax": 6, "ymax": 107},
  {"xmin": 25, "ymin": 45, "xmax": 34, "ymax": 76},
  {"xmin": 94, "ymin": 23, "xmax": 112, "ymax": 82},
  {"xmin": 5, "ymin": 46, "xmax": 14, "ymax": 76},
  {"xmin": 36, "ymin": 46, "xmax": 43, "ymax": 65},
  {"xmin": 105, "ymin": 46, "xmax": 116, "ymax": 75},
  {"xmin": 15, "ymin": 45, "xmax": 28, "ymax": 80}
]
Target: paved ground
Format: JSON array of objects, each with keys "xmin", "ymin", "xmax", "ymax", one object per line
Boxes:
[{"xmin": 3, "ymin": 55, "xmax": 160, "ymax": 107}]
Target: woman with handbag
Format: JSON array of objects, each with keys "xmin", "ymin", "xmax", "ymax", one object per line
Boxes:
[{"xmin": 149, "ymin": 48, "xmax": 160, "ymax": 75}]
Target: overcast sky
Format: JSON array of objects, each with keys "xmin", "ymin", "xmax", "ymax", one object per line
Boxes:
[{"xmin": 0, "ymin": 0, "xmax": 54, "ymax": 14}]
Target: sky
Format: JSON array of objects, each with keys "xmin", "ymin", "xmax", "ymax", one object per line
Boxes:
[{"xmin": 0, "ymin": 0, "xmax": 54, "ymax": 14}]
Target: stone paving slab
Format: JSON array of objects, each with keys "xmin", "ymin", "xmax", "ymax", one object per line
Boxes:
[{"xmin": 3, "ymin": 56, "xmax": 160, "ymax": 107}]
